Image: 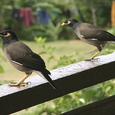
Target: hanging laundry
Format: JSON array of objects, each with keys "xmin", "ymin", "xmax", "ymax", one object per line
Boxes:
[
  {"xmin": 11, "ymin": 8, "xmax": 22, "ymax": 21},
  {"xmin": 62, "ymin": 9, "xmax": 71, "ymax": 18},
  {"xmin": 20, "ymin": 8, "xmax": 34, "ymax": 27},
  {"xmin": 37, "ymin": 10, "xmax": 50, "ymax": 24}
]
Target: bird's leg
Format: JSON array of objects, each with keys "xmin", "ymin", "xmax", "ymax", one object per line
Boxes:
[
  {"xmin": 9, "ymin": 73, "xmax": 32, "ymax": 86},
  {"xmin": 85, "ymin": 46, "xmax": 102, "ymax": 61},
  {"xmin": 85, "ymin": 51, "xmax": 100, "ymax": 61}
]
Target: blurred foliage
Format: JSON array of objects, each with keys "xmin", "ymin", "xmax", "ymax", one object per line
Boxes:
[
  {"xmin": 0, "ymin": 80, "xmax": 12, "ymax": 85},
  {"xmin": 0, "ymin": 0, "xmax": 113, "ymax": 40},
  {"xmin": 34, "ymin": 37, "xmax": 78, "ymax": 69},
  {"xmin": 0, "ymin": 43, "xmax": 6, "ymax": 73},
  {"xmin": 0, "ymin": 65, "xmax": 4, "ymax": 73},
  {"xmin": 108, "ymin": 27, "xmax": 115, "ymax": 36}
]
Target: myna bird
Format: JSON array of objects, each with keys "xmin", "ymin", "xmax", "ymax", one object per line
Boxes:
[
  {"xmin": 0, "ymin": 30, "xmax": 56, "ymax": 89},
  {"xmin": 61, "ymin": 18, "xmax": 115, "ymax": 60}
]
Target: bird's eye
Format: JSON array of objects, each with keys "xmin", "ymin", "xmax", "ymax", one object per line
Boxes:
[
  {"xmin": 3, "ymin": 33, "xmax": 11, "ymax": 37},
  {"xmin": 3, "ymin": 33, "xmax": 7, "ymax": 35},
  {"xmin": 65, "ymin": 21, "xmax": 68, "ymax": 23}
]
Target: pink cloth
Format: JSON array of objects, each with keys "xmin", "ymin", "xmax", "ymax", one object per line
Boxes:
[{"xmin": 20, "ymin": 8, "xmax": 34, "ymax": 27}]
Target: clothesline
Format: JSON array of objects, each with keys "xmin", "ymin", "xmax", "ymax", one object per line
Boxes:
[{"xmin": 11, "ymin": 8, "xmax": 73, "ymax": 27}]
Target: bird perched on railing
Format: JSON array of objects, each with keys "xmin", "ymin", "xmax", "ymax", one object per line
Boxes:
[
  {"xmin": 0, "ymin": 30, "xmax": 56, "ymax": 89},
  {"xmin": 61, "ymin": 18, "xmax": 115, "ymax": 60}
]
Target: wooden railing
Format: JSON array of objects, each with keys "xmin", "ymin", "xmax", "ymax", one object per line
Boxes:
[{"xmin": 1, "ymin": 52, "xmax": 115, "ymax": 115}]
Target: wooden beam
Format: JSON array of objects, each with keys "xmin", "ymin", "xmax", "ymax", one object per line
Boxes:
[
  {"xmin": 0, "ymin": 53, "xmax": 115, "ymax": 115},
  {"xmin": 61, "ymin": 95, "xmax": 115, "ymax": 115}
]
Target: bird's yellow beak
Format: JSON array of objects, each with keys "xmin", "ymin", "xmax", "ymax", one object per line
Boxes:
[
  {"xmin": 61, "ymin": 22, "xmax": 67, "ymax": 26},
  {"xmin": 61, "ymin": 20, "xmax": 71, "ymax": 26}
]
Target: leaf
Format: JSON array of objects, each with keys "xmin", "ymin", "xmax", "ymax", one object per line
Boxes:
[
  {"xmin": 34, "ymin": 37, "xmax": 46, "ymax": 44},
  {"xmin": 47, "ymin": 46, "xmax": 55, "ymax": 54},
  {"xmin": 47, "ymin": 55, "xmax": 55, "ymax": 62},
  {"xmin": 0, "ymin": 65, "xmax": 4, "ymax": 73},
  {"xmin": 38, "ymin": 51, "xmax": 47, "ymax": 55}
]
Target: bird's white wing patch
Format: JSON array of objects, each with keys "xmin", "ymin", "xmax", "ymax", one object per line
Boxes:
[
  {"xmin": 91, "ymin": 38, "xmax": 97, "ymax": 40},
  {"xmin": 79, "ymin": 34, "xmax": 84, "ymax": 38},
  {"xmin": 76, "ymin": 32, "xmax": 84, "ymax": 38},
  {"xmin": 11, "ymin": 60, "xmax": 23, "ymax": 66}
]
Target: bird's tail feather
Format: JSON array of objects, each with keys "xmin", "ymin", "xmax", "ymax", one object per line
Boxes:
[{"xmin": 36, "ymin": 70, "xmax": 56, "ymax": 89}]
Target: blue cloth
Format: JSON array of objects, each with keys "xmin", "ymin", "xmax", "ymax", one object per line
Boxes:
[{"xmin": 38, "ymin": 10, "xmax": 50, "ymax": 23}]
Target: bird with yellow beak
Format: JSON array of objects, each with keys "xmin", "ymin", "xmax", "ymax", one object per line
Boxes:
[
  {"xmin": 61, "ymin": 18, "xmax": 115, "ymax": 60},
  {"xmin": 0, "ymin": 30, "xmax": 56, "ymax": 89}
]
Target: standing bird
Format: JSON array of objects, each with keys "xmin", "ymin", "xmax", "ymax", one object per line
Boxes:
[
  {"xmin": 0, "ymin": 30, "xmax": 56, "ymax": 89},
  {"xmin": 61, "ymin": 18, "xmax": 115, "ymax": 60}
]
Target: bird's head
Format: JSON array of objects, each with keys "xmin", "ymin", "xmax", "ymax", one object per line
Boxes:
[
  {"xmin": 61, "ymin": 18, "xmax": 79, "ymax": 28},
  {"xmin": 0, "ymin": 30, "xmax": 18, "ymax": 43}
]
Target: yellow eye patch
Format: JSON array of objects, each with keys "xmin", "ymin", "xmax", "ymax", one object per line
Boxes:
[
  {"xmin": 67, "ymin": 20, "xmax": 71, "ymax": 24},
  {"xmin": 61, "ymin": 20, "xmax": 71, "ymax": 26},
  {"xmin": 4, "ymin": 33, "xmax": 11, "ymax": 37}
]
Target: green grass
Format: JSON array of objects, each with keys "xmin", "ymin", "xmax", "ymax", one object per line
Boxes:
[{"xmin": 0, "ymin": 40, "xmax": 95, "ymax": 81}]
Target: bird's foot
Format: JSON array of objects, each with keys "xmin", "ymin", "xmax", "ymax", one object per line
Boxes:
[
  {"xmin": 85, "ymin": 58, "xmax": 100, "ymax": 61},
  {"xmin": 9, "ymin": 81, "xmax": 31, "ymax": 86},
  {"xmin": 85, "ymin": 58, "xmax": 92, "ymax": 61}
]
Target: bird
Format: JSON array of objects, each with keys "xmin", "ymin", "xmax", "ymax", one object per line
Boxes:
[
  {"xmin": 0, "ymin": 30, "xmax": 56, "ymax": 89},
  {"xmin": 61, "ymin": 18, "xmax": 115, "ymax": 60}
]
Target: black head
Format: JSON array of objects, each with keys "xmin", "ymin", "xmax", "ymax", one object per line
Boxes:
[
  {"xmin": 61, "ymin": 18, "xmax": 79, "ymax": 28},
  {"xmin": 0, "ymin": 30, "xmax": 18, "ymax": 39},
  {"xmin": 0, "ymin": 30, "xmax": 19, "ymax": 44}
]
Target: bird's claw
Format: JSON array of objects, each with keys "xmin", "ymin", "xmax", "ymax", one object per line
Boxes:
[
  {"xmin": 85, "ymin": 59, "xmax": 92, "ymax": 61},
  {"xmin": 9, "ymin": 81, "xmax": 31, "ymax": 86},
  {"xmin": 85, "ymin": 58, "xmax": 100, "ymax": 61}
]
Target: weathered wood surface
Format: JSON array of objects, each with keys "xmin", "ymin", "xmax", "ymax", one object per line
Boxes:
[{"xmin": 0, "ymin": 53, "xmax": 115, "ymax": 115}]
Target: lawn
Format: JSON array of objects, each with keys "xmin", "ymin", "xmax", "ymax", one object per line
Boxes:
[{"xmin": 0, "ymin": 40, "xmax": 94, "ymax": 81}]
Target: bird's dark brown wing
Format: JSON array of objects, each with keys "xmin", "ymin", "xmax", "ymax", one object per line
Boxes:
[
  {"xmin": 6, "ymin": 41, "xmax": 47, "ymax": 71},
  {"xmin": 18, "ymin": 53, "xmax": 46, "ymax": 71},
  {"xmin": 79, "ymin": 23, "xmax": 115, "ymax": 41}
]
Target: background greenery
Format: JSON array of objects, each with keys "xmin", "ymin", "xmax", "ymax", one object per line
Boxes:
[
  {"xmin": 0, "ymin": 0, "xmax": 115, "ymax": 115},
  {"xmin": 0, "ymin": 0, "xmax": 113, "ymax": 41}
]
